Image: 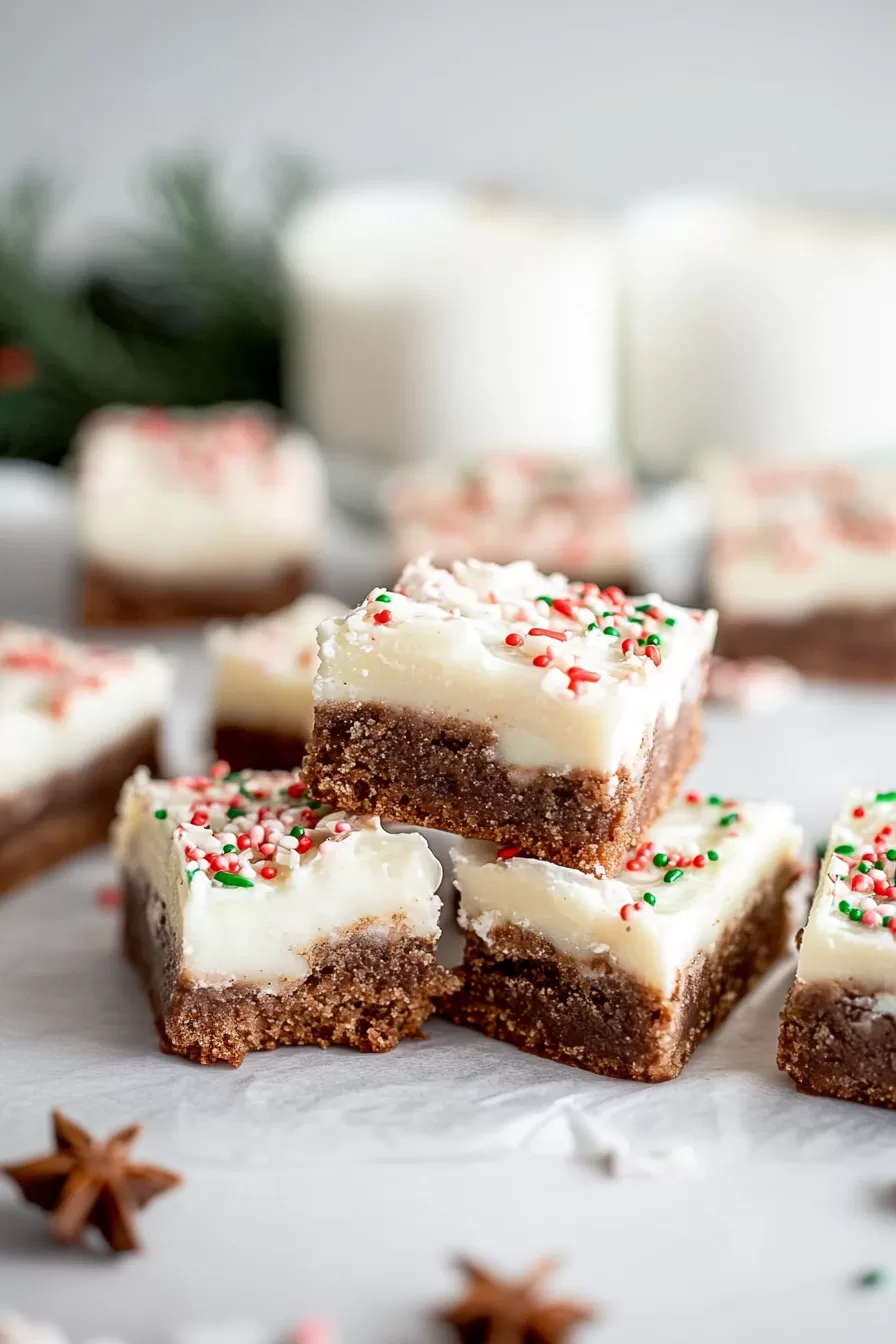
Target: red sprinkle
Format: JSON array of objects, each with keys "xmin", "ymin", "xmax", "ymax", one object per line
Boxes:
[
  {"xmin": 209, "ymin": 760, "xmax": 230, "ymax": 779},
  {"xmin": 853, "ymin": 806, "xmax": 866, "ymax": 818},
  {"xmin": 236, "ymin": 835, "xmax": 252, "ymax": 851},
  {"xmin": 528, "ymin": 627, "xmax": 567, "ymax": 641},
  {"xmin": 497, "ymin": 845, "xmax": 522, "ymax": 861},
  {"xmin": 191, "ymin": 811, "xmax": 209, "ymax": 826},
  {"xmin": 567, "ymin": 666, "xmax": 600, "ymax": 683},
  {"xmin": 259, "ymin": 842, "xmax": 277, "ymax": 857},
  {"xmin": 532, "ymin": 654, "xmax": 552, "ymax": 668},
  {"xmin": 505, "ymin": 633, "xmax": 524, "ymax": 647},
  {"xmin": 620, "ymin": 637, "xmax": 637, "ymax": 655},
  {"xmin": 620, "ymin": 903, "xmax": 637, "ymax": 922},
  {"xmin": 692, "ymin": 854, "xmax": 707, "ymax": 868},
  {"xmin": 685, "ymin": 791, "xmax": 701, "ymax": 804},
  {"xmin": 644, "ymin": 644, "xmax": 662, "ymax": 667},
  {"xmin": 603, "ymin": 586, "xmax": 626, "ymax": 605},
  {"xmin": 373, "ymin": 610, "xmax": 392, "ymax": 625},
  {"xmin": 297, "ymin": 835, "xmax": 313, "ymax": 854},
  {"xmin": 259, "ymin": 864, "xmax": 278, "ymax": 881},
  {"xmin": 551, "ymin": 597, "xmax": 577, "ymax": 620},
  {"xmin": 287, "ymin": 782, "xmax": 306, "ymax": 798}
]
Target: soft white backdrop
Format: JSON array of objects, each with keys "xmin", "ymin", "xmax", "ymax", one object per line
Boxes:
[{"xmin": 3, "ymin": 0, "xmax": 896, "ymax": 249}]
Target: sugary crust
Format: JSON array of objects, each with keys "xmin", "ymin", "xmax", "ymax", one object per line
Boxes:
[
  {"xmin": 0, "ymin": 723, "xmax": 159, "ymax": 896},
  {"xmin": 123, "ymin": 870, "xmax": 458, "ymax": 1066},
  {"xmin": 777, "ymin": 980, "xmax": 896, "ymax": 1109},
  {"xmin": 715, "ymin": 608, "xmax": 896, "ymax": 683},
  {"xmin": 79, "ymin": 560, "xmax": 312, "ymax": 627},
  {"xmin": 212, "ymin": 724, "xmax": 306, "ymax": 773},
  {"xmin": 303, "ymin": 694, "xmax": 704, "ymax": 876},
  {"xmin": 441, "ymin": 857, "xmax": 799, "ymax": 1082}
]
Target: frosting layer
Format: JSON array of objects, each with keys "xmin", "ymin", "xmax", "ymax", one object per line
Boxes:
[
  {"xmin": 708, "ymin": 461, "xmax": 896, "ymax": 619},
  {"xmin": 75, "ymin": 406, "xmax": 325, "ymax": 580},
  {"xmin": 208, "ymin": 594, "xmax": 346, "ymax": 738},
  {"xmin": 315, "ymin": 557, "xmax": 716, "ymax": 773},
  {"xmin": 0, "ymin": 624, "xmax": 171, "ymax": 795},
  {"xmin": 797, "ymin": 789, "xmax": 896, "ymax": 990},
  {"xmin": 453, "ymin": 794, "xmax": 801, "ymax": 996},
  {"xmin": 114, "ymin": 766, "xmax": 443, "ymax": 988}
]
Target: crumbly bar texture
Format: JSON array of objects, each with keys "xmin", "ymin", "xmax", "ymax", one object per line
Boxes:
[
  {"xmin": 443, "ymin": 795, "xmax": 802, "ymax": 1082},
  {"xmin": 116, "ymin": 764, "xmax": 454, "ymax": 1065},
  {"xmin": 80, "ymin": 559, "xmax": 311, "ymax": 627},
  {"xmin": 778, "ymin": 789, "xmax": 896, "ymax": 1108},
  {"xmin": 73, "ymin": 405, "xmax": 324, "ymax": 626},
  {"xmin": 306, "ymin": 558, "xmax": 717, "ymax": 875},
  {"xmin": 0, "ymin": 624, "xmax": 170, "ymax": 895},
  {"xmin": 707, "ymin": 460, "xmax": 896, "ymax": 680},
  {"xmin": 207, "ymin": 593, "xmax": 347, "ymax": 766},
  {"xmin": 387, "ymin": 452, "xmax": 635, "ymax": 582}
]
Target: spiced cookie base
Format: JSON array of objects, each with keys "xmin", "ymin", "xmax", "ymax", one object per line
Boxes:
[
  {"xmin": 79, "ymin": 560, "xmax": 312, "ymax": 627},
  {"xmin": 715, "ymin": 607, "xmax": 896, "ymax": 683},
  {"xmin": 441, "ymin": 858, "xmax": 799, "ymax": 1082},
  {"xmin": 123, "ymin": 871, "xmax": 458, "ymax": 1066},
  {"xmin": 0, "ymin": 723, "xmax": 159, "ymax": 897},
  {"xmin": 777, "ymin": 980, "xmax": 896, "ymax": 1109},
  {"xmin": 213, "ymin": 724, "xmax": 307, "ymax": 774},
  {"xmin": 304, "ymin": 693, "xmax": 704, "ymax": 876}
]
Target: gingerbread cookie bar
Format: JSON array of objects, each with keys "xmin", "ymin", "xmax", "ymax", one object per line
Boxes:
[
  {"xmin": 444, "ymin": 793, "xmax": 802, "ymax": 1081},
  {"xmin": 387, "ymin": 452, "xmax": 635, "ymax": 584},
  {"xmin": 0, "ymin": 623, "xmax": 171, "ymax": 895},
  {"xmin": 116, "ymin": 765, "xmax": 455, "ymax": 1065},
  {"xmin": 207, "ymin": 594, "xmax": 346, "ymax": 771},
  {"xmin": 708, "ymin": 460, "xmax": 896, "ymax": 681},
  {"xmin": 778, "ymin": 790, "xmax": 896, "ymax": 1109},
  {"xmin": 305, "ymin": 558, "xmax": 717, "ymax": 875},
  {"xmin": 74, "ymin": 405, "xmax": 326, "ymax": 626}
]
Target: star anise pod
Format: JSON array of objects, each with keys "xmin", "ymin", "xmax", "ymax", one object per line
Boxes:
[
  {"xmin": 442, "ymin": 1256, "xmax": 594, "ymax": 1344},
  {"xmin": 2, "ymin": 1110, "xmax": 181, "ymax": 1253}
]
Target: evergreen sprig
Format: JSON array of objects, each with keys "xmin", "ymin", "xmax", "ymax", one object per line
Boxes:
[{"xmin": 0, "ymin": 154, "xmax": 315, "ymax": 463}]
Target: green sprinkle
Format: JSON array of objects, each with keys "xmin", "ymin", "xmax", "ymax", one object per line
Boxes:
[
  {"xmin": 653, "ymin": 852, "xmax": 670, "ymax": 868},
  {"xmin": 187, "ymin": 867, "xmax": 198, "ymax": 883},
  {"xmin": 885, "ymin": 916, "xmax": 893, "ymax": 928},
  {"xmin": 537, "ymin": 595, "xmax": 554, "ymax": 606},
  {"xmin": 154, "ymin": 809, "xmax": 167, "ymax": 820},
  {"xmin": 838, "ymin": 899, "xmax": 852, "ymax": 914},
  {"xmin": 706, "ymin": 849, "xmax": 719, "ymax": 861},
  {"xmin": 376, "ymin": 593, "xmax": 392, "ymax": 603},
  {"xmin": 887, "ymin": 849, "xmax": 896, "ymax": 862},
  {"xmin": 638, "ymin": 637, "xmax": 646, "ymax": 646},
  {"xmin": 227, "ymin": 806, "xmax": 245, "ymax": 819},
  {"xmin": 858, "ymin": 1268, "xmax": 886, "ymax": 1289},
  {"xmin": 814, "ymin": 840, "xmax": 828, "ymax": 860},
  {"xmin": 646, "ymin": 634, "xmax": 662, "ymax": 646},
  {"xmin": 222, "ymin": 844, "xmax": 237, "ymax": 853},
  {"xmin": 628, "ymin": 615, "xmax": 644, "ymax": 625},
  {"xmin": 635, "ymin": 603, "xmax": 652, "ymax": 613},
  {"xmin": 664, "ymin": 617, "xmax": 677, "ymax": 627},
  {"xmin": 642, "ymin": 892, "xmax": 657, "ymax": 906},
  {"xmin": 308, "ymin": 800, "xmax": 324, "ymax": 810},
  {"xmin": 603, "ymin": 627, "xmax": 619, "ymax": 638},
  {"xmin": 875, "ymin": 859, "xmax": 886, "ymax": 870},
  {"xmin": 664, "ymin": 867, "xmax": 684, "ymax": 884},
  {"xmin": 876, "ymin": 791, "xmax": 896, "ymax": 803},
  {"xmin": 212, "ymin": 872, "xmax": 255, "ymax": 888},
  {"xmin": 834, "ymin": 844, "xmax": 855, "ymax": 855},
  {"xmin": 707, "ymin": 794, "xmax": 723, "ymax": 806},
  {"xmin": 720, "ymin": 813, "xmax": 739, "ymax": 827},
  {"xmin": 849, "ymin": 907, "xmax": 863, "ymax": 922},
  {"xmin": 858, "ymin": 861, "xmax": 872, "ymax": 874},
  {"xmin": 290, "ymin": 826, "xmax": 305, "ymax": 838},
  {"xmin": 587, "ymin": 622, "xmax": 599, "ymax": 631}
]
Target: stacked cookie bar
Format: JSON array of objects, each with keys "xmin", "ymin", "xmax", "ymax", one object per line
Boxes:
[{"xmin": 305, "ymin": 557, "xmax": 804, "ymax": 1081}]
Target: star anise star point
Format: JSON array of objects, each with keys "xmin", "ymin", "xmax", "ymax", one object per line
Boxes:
[
  {"xmin": 442, "ymin": 1256, "xmax": 594, "ymax": 1344},
  {"xmin": 2, "ymin": 1109, "xmax": 181, "ymax": 1254}
]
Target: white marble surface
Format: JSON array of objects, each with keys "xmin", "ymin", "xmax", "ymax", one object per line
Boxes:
[{"xmin": 1, "ymin": 465, "xmax": 895, "ymax": 1342}]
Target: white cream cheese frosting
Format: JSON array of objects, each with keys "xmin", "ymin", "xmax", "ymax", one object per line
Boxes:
[
  {"xmin": 795, "ymin": 790, "xmax": 896, "ymax": 992},
  {"xmin": 74, "ymin": 405, "xmax": 325, "ymax": 581},
  {"xmin": 453, "ymin": 794, "xmax": 801, "ymax": 997},
  {"xmin": 0, "ymin": 624, "xmax": 172, "ymax": 796},
  {"xmin": 207, "ymin": 594, "xmax": 347, "ymax": 738},
  {"xmin": 114, "ymin": 766, "xmax": 444, "ymax": 989},
  {"xmin": 707, "ymin": 460, "xmax": 896, "ymax": 620},
  {"xmin": 387, "ymin": 453, "xmax": 634, "ymax": 576},
  {"xmin": 315, "ymin": 557, "xmax": 717, "ymax": 773}
]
